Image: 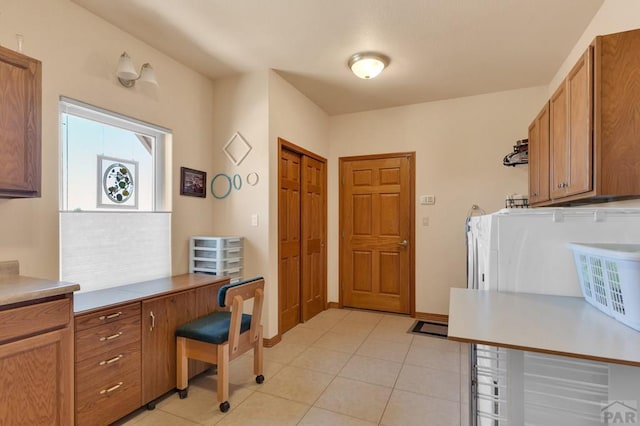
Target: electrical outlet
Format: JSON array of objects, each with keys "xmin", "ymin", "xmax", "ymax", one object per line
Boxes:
[{"xmin": 251, "ymin": 214, "xmax": 259, "ymax": 227}]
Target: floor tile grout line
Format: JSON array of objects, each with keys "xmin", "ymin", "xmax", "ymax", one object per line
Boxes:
[
  {"xmin": 125, "ymin": 308, "xmax": 462, "ymax": 424},
  {"xmin": 298, "ymin": 309, "xmax": 390, "ymax": 424}
]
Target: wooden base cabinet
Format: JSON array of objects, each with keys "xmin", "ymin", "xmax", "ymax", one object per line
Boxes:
[
  {"xmin": 0, "ymin": 296, "xmax": 74, "ymax": 425},
  {"xmin": 530, "ymin": 28, "xmax": 640, "ymax": 206},
  {"xmin": 73, "ymin": 274, "xmax": 229, "ymax": 424},
  {"xmin": 74, "ymin": 303, "xmax": 141, "ymax": 426},
  {"xmin": 141, "ymin": 290, "xmax": 197, "ymax": 403}
]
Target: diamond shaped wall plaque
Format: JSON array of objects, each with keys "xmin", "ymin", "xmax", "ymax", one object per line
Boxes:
[{"xmin": 223, "ymin": 131, "xmax": 252, "ymax": 166}]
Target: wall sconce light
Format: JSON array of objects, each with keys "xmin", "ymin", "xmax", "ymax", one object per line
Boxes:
[
  {"xmin": 116, "ymin": 51, "xmax": 158, "ymax": 88},
  {"xmin": 348, "ymin": 52, "xmax": 390, "ymax": 79}
]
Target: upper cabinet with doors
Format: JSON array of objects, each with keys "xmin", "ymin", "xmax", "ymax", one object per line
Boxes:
[
  {"xmin": 0, "ymin": 46, "xmax": 41, "ymax": 198},
  {"xmin": 530, "ymin": 28, "xmax": 640, "ymax": 206},
  {"xmin": 528, "ymin": 102, "xmax": 550, "ymax": 204},
  {"xmin": 550, "ymin": 49, "xmax": 592, "ymax": 200}
]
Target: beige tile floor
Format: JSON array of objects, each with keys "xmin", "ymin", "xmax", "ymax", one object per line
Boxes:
[{"xmin": 115, "ymin": 308, "xmax": 470, "ymax": 426}]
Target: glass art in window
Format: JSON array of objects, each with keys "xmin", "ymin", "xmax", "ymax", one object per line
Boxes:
[{"xmin": 97, "ymin": 155, "xmax": 138, "ymax": 209}]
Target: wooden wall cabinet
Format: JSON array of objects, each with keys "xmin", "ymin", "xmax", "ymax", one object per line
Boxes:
[
  {"xmin": 0, "ymin": 45, "xmax": 41, "ymax": 198},
  {"xmin": 528, "ymin": 102, "xmax": 550, "ymax": 204},
  {"xmin": 550, "ymin": 48, "xmax": 592, "ymax": 201},
  {"xmin": 531, "ymin": 28, "xmax": 640, "ymax": 206},
  {"xmin": 0, "ymin": 296, "xmax": 74, "ymax": 425}
]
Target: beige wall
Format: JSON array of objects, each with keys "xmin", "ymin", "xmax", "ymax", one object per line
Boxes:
[
  {"xmin": 208, "ymin": 71, "xmax": 272, "ymax": 332},
  {"xmin": 547, "ymin": 0, "xmax": 640, "ymax": 210},
  {"xmin": 4, "ymin": 0, "xmax": 637, "ymax": 332},
  {"xmin": 205, "ymin": 70, "xmax": 329, "ymax": 338},
  {"xmin": 328, "ymin": 86, "xmax": 548, "ymax": 314},
  {"xmin": 548, "ymin": 0, "xmax": 640, "ymax": 94},
  {"xmin": 0, "ymin": 0, "xmax": 217, "ymax": 279},
  {"xmin": 267, "ymin": 71, "xmax": 330, "ymax": 337}
]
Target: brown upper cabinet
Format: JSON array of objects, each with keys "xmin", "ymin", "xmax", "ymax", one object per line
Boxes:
[
  {"xmin": 0, "ymin": 46, "xmax": 42, "ymax": 198},
  {"xmin": 528, "ymin": 102, "xmax": 550, "ymax": 204},
  {"xmin": 530, "ymin": 28, "xmax": 640, "ymax": 206}
]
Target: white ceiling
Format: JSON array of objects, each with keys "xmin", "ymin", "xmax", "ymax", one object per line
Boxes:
[{"xmin": 72, "ymin": 0, "xmax": 603, "ymax": 116}]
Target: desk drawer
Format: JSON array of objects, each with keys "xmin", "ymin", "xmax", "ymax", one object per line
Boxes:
[
  {"xmin": 75, "ymin": 364, "xmax": 141, "ymax": 426},
  {"xmin": 76, "ymin": 314, "xmax": 140, "ymax": 361},
  {"xmin": 75, "ymin": 303, "xmax": 140, "ymax": 332},
  {"xmin": 0, "ymin": 298, "xmax": 70, "ymax": 343},
  {"xmin": 76, "ymin": 341, "xmax": 141, "ymax": 396}
]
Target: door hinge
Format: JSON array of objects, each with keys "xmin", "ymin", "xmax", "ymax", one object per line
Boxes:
[{"xmin": 341, "ymin": 230, "xmax": 345, "ymax": 238}]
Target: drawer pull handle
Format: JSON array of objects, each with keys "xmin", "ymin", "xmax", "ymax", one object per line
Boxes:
[
  {"xmin": 99, "ymin": 332, "xmax": 123, "ymax": 342},
  {"xmin": 150, "ymin": 311, "xmax": 155, "ymax": 331},
  {"xmin": 100, "ymin": 382, "xmax": 123, "ymax": 395},
  {"xmin": 99, "ymin": 354, "xmax": 123, "ymax": 366},
  {"xmin": 99, "ymin": 311, "xmax": 122, "ymax": 320}
]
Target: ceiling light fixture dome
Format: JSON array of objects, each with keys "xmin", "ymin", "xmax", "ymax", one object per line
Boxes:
[{"xmin": 348, "ymin": 52, "xmax": 390, "ymax": 79}]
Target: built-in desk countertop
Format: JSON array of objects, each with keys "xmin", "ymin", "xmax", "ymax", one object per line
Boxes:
[
  {"xmin": 74, "ymin": 273, "xmax": 229, "ymax": 314},
  {"xmin": 448, "ymin": 288, "xmax": 640, "ymax": 367}
]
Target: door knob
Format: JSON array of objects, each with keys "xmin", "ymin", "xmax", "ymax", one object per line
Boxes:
[{"xmin": 399, "ymin": 240, "xmax": 408, "ymax": 247}]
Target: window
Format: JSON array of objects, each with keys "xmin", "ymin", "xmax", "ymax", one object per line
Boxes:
[{"xmin": 59, "ymin": 97, "xmax": 172, "ymax": 292}]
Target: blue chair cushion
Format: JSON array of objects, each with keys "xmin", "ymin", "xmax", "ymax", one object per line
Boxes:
[
  {"xmin": 217, "ymin": 276, "xmax": 264, "ymax": 308},
  {"xmin": 175, "ymin": 311, "xmax": 252, "ymax": 344}
]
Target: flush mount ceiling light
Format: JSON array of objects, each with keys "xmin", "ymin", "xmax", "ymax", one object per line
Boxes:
[
  {"xmin": 116, "ymin": 51, "xmax": 158, "ymax": 88},
  {"xmin": 348, "ymin": 52, "xmax": 390, "ymax": 79}
]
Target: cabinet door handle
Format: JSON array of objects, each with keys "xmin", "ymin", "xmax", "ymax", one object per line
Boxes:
[
  {"xmin": 100, "ymin": 382, "xmax": 123, "ymax": 395},
  {"xmin": 150, "ymin": 311, "xmax": 155, "ymax": 331},
  {"xmin": 99, "ymin": 354, "xmax": 123, "ymax": 366},
  {"xmin": 99, "ymin": 332, "xmax": 123, "ymax": 342},
  {"xmin": 99, "ymin": 311, "xmax": 122, "ymax": 321}
]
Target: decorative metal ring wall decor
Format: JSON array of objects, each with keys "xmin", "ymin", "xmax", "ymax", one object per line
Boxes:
[
  {"xmin": 246, "ymin": 172, "xmax": 259, "ymax": 186},
  {"xmin": 211, "ymin": 173, "xmax": 232, "ymax": 199},
  {"xmin": 233, "ymin": 174, "xmax": 242, "ymax": 190}
]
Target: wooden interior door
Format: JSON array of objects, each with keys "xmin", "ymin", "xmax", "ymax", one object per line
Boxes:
[
  {"xmin": 340, "ymin": 153, "xmax": 414, "ymax": 314},
  {"xmin": 279, "ymin": 139, "xmax": 328, "ymax": 334},
  {"xmin": 279, "ymin": 148, "xmax": 302, "ymax": 334},
  {"xmin": 301, "ymin": 155, "xmax": 326, "ymax": 321}
]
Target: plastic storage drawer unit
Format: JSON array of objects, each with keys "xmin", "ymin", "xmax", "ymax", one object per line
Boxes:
[{"xmin": 190, "ymin": 236, "xmax": 244, "ymax": 283}]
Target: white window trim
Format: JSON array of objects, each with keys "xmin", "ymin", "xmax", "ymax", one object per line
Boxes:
[
  {"xmin": 59, "ymin": 96, "xmax": 172, "ymax": 212},
  {"xmin": 59, "ymin": 97, "xmax": 173, "ymax": 291}
]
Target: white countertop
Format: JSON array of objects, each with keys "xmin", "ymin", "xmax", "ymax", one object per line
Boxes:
[{"xmin": 448, "ymin": 288, "xmax": 640, "ymax": 366}]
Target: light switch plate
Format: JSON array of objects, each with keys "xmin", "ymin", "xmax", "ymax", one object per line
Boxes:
[{"xmin": 420, "ymin": 195, "xmax": 436, "ymax": 205}]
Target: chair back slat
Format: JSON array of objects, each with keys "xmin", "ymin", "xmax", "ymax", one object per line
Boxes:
[
  {"xmin": 218, "ymin": 276, "xmax": 264, "ymax": 307},
  {"xmin": 223, "ymin": 279, "xmax": 264, "ymax": 307}
]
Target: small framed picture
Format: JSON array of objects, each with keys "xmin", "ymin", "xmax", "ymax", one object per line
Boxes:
[{"xmin": 180, "ymin": 167, "xmax": 207, "ymax": 198}]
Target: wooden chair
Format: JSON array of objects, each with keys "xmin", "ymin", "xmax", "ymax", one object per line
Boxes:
[{"xmin": 175, "ymin": 277, "xmax": 265, "ymax": 412}]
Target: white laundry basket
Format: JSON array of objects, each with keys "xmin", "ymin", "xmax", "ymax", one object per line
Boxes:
[{"xmin": 567, "ymin": 243, "xmax": 640, "ymax": 331}]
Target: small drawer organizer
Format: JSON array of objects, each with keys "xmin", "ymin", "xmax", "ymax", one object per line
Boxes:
[
  {"xmin": 190, "ymin": 236, "xmax": 244, "ymax": 283},
  {"xmin": 567, "ymin": 242, "xmax": 640, "ymax": 331}
]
